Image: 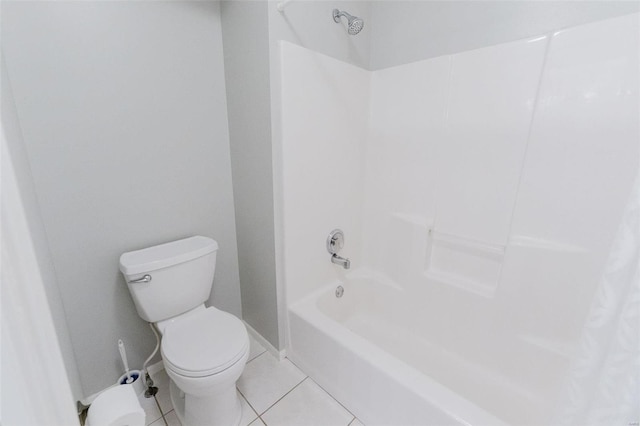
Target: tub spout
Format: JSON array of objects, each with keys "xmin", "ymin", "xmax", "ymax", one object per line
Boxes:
[{"xmin": 331, "ymin": 254, "xmax": 350, "ymax": 269}]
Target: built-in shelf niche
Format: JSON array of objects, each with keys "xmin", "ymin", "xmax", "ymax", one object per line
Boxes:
[{"xmin": 425, "ymin": 230, "xmax": 506, "ymax": 298}]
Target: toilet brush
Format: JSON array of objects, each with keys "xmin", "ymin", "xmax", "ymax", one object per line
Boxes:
[{"xmin": 118, "ymin": 339, "xmax": 134, "ymax": 384}]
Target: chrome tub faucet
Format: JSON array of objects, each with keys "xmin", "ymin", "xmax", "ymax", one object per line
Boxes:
[
  {"xmin": 327, "ymin": 229, "xmax": 351, "ymax": 270},
  {"xmin": 331, "ymin": 254, "xmax": 351, "ymax": 269}
]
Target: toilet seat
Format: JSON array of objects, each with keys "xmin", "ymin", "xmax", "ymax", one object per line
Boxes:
[{"xmin": 161, "ymin": 307, "xmax": 249, "ymax": 378}]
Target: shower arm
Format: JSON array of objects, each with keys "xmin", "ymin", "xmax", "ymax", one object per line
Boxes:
[
  {"xmin": 277, "ymin": 0, "xmax": 295, "ymax": 12},
  {"xmin": 333, "ymin": 9, "xmax": 355, "ymax": 22}
]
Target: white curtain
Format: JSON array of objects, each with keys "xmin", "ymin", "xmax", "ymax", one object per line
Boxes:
[{"xmin": 554, "ymin": 174, "xmax": 640, "ymax": 425}]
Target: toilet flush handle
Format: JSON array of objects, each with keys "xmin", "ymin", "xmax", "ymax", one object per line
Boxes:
[{"xmin": 128, "ymin": 274, "xmax": 152, "ymax": 284}]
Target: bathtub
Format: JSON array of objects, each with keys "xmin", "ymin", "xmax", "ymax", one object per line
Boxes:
[{"xmin": 288, "ymin": 269, "xmax": 521, "ymax": 426}]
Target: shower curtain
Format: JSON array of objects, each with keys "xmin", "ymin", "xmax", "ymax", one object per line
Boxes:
[{"xmin": 554, "ymin": 174, "xmax": 640, "ymax": 425}]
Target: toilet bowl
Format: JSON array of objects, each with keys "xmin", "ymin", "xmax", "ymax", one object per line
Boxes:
[
  {"xmin": 161, "ymin": 307, "xmax": 249, "ymax": 425},
  {"xmin": 119, "ymin": 236, "xmax": 249, "ymax": 426}
]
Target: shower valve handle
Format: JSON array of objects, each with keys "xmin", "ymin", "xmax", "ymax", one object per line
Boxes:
[{"xmin": 327, "ymin": 229, "xmax": 345, "ymax": 255}]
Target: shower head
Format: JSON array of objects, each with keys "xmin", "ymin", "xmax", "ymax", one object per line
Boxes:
[{"xmin": 333, "ymin": 9, "xmax": 364, "ymax": 35}]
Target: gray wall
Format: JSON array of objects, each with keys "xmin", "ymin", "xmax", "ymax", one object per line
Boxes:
[
  {"xmin": 218, "ymin": 1, "xmax": 374, "ymax": 351},
  {"xmin": 2, "ymin": 1, "xmax": 241, "ymax": 396},
  {"xmin": 369, "ymin": 1, "xmax": 640, "ymax": 70},
  {"xmin": 220, "ymin": 1, "xmax": 280, "ymax": 349},
  {"xmin": 2, "ymin": 59, "xmax": 85, "ymax": 402}
]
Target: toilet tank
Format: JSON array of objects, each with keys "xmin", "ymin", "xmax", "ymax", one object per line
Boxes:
[{"xmin": 119, "ymin": 236, "xmax": 219, "ymax": 323}]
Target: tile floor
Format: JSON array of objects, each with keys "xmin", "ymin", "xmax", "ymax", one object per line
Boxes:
[{"xmin": 139, "ymin": 334, "xmax": 365, "ymax": 426}]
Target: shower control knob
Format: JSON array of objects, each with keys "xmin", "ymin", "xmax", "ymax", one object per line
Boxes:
[{"xmin": 327, "ymin": 229, "xmax": 345, "ymax": 255}]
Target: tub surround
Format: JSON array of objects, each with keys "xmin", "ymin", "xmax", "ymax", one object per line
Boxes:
[{"xmin": 279, "ymin": 13, "xmax": 638, "ymax": 425}]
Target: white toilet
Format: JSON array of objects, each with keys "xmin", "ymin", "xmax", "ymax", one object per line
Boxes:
[{"xmin": 119, "ymin": 236, "xmax": 249, "ymax": 426}]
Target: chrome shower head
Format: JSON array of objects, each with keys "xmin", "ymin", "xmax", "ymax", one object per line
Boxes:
[{"xmin": 333, "ymin": 9, "xmax": 364, "ymax": 35}]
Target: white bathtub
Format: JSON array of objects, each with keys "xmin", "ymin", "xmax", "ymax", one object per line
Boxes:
[{"xmin": 288, "ymin": 269, "xmax": 533, "ymax": 426}]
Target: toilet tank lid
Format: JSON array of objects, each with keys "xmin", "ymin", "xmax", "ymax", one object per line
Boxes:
[{"xmin": 119, "ymin": 236, "xmax": 218, "ymax": 276}]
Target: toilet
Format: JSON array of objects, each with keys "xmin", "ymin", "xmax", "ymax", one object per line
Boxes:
[{"xmin": 119, "ymin": 236, "xmax": 249, "ymax": 426}]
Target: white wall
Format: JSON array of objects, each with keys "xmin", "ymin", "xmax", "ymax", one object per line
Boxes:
[
  {"xmin": 362, "ymin": 54, "xmax": 449, "ymax": 287},
  {"xmin": 2, "ymin": 128, "xmax": 79, "ymax": 426},
  {"xmin": 221, "ymin": 0, "xmax": 280, "ymax": 349},
  {"xmin": 268, "ymin": 0, "xmax": 373, "ymax": 349},
  {"xmin": 280, "ymin": 12, "xmax": 638, "ymax": 424},
  {"xmin": 279, "ymin": 41, "xmax": 369, "ymax": 305},
  {"xmin": 369, "ymin": 1, "xmax": 640, "ymax": 70},
  {"xmin": 2, "ymin": 59, "xmax": 84, "ymax": 402},
  {"xmin": 2, "ymin": 1, "xmax": 241, "ymax": 396}
]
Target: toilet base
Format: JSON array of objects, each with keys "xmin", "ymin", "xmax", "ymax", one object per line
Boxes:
[{"xmin": 169, "ymin": 378, "xmax": 242, "ymax": 426}]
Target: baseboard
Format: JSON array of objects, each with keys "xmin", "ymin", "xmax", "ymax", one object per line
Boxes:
[
  {"xmin": 146, "ymin": 360, "xmax": 165, "ymax": 376},
  {"xmin": 80, "ymin": 327, "xmax": 282, "ymax": 407},
  {"xmin": 244, "ymin": 320, "xmax": 286, "ymax": 361},
  {"xmin": 79, "ymin": 361, "xmax": 165, "ymax": 407},
  {"xmin": 79, "ymin": 383, "xmax": 119, "ymax": 407}
]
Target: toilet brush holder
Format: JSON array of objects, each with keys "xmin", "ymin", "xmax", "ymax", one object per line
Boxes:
[{"xmin": 118, "ymin": 369, "xmax": 144, "ymax": 397}]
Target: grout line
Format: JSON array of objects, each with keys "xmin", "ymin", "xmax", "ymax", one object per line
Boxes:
[
  {"xmin": 237, "ymin": 387, "xmax": 260, "ymax": 422},
  {"xmin": 284, "ymin": 357, "xmax": 357, "ymax": 423},
  {"xmin": 283, "ymin": 356, "xmax": 309, "ymax": 379},
  {"xmin": 241, "ymin": 351, "xmax": 307, "ymax": 418},
  {"xmin": 258, "ymin": 376, "xmax": 308, "ymax": 417},
  {"xmin": 247, "ymin": 348, "xmax": 267, "ymax": 364},
  {"xmin": 347, "ymin": 416, "xmax": 357, "ymax": 426},
  {"xmin": 162, "ymin": 409, "xmax": 176, "ymax": 425},
  {"xmin": 142, "ymin": 400, "xmax": 163, "ymax": 426},
  {"xmin": 305, "ymin": 376, "xmax": 357, "ymax": 420},
  {"xmin": 248, "ymin": 350, "xmax": 269, "ymax": 365},
  {"xmin": 153, "ymin": 395, "xmax": 169, "ymax": 426}
]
